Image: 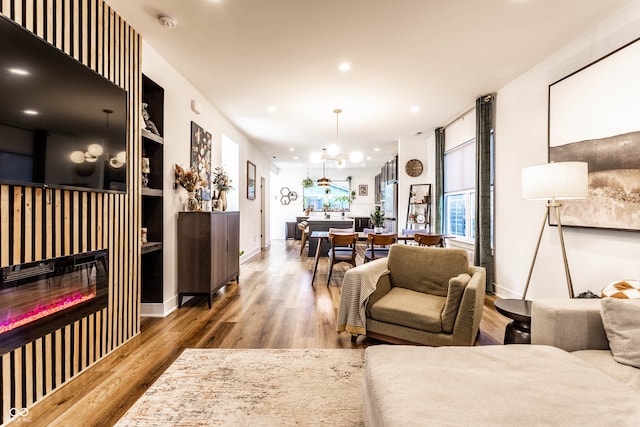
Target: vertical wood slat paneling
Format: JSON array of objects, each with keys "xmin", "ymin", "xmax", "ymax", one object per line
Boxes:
[
  {"xmin": 0, "ymin": 1, "xmax": 141, "ymax": 424},
  {"xmin": 0, "ymin": 185, "xmax": 8, "ymax": 267}
]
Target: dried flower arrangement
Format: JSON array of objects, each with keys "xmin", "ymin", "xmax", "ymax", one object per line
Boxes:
[
  {"xmin": 174, "ymin": 164, "xmax": 207, "ymax": 192},
  {"xmin": 211, "ymin": 166, "xmax": 233, "ymax": 192}
]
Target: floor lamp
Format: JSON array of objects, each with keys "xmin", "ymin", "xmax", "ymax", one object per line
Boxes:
[{"xmin": 521, "ymin": 161, "xmax": 588, "ymax": 300}]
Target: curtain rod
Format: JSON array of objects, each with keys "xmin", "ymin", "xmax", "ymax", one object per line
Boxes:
[{"xmin": 442, "ymin": 104, "xmax": 475, "ymax": 130}]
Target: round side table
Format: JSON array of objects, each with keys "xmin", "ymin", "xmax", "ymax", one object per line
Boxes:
[{"xmin": 494, "ymin": 299, "xmax": 532, "ymax": 344}]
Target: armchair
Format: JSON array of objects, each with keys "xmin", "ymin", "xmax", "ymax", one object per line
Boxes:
[{"xmin": 365, "ymin": 244, "xmax": 485, "ymax": 346}]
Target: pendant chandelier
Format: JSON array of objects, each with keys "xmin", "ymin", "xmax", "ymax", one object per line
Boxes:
[
  {"xmin": 310, "ymin": 108, "xmax": 363, "ymax": 168},
  {"xmin": 317, "ymin": 148, "xmax": 331, "ymax": 187}
]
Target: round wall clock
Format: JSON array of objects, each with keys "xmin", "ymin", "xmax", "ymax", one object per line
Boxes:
[
  {"xmin": 405, "ymin": 159, "xmax": 423, "ymax": 177},
  {"xmin": 416, "ymin": 213, "xmax": 426, "ymax": 224}
]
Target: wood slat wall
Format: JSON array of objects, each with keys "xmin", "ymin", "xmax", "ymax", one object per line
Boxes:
[{"xmin": 0, "ymin": 1, "xmax": 141, "ymax": 424}]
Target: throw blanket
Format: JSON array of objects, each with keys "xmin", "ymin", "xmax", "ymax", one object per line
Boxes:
[{"xmin": 337, "ymin": 258, "xmax": 389, "ymax": 336}]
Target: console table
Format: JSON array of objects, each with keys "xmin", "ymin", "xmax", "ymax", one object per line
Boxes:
[{"xmin": 177, "ymin": 211, "xmax": 240, "ymax": 308}]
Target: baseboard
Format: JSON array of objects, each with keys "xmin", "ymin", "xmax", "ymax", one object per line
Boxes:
[
  {"xmin": 241, "ymin": 246, "xmax": 263, "ymax": 264},
  {"xmin": 493, "ymin": 283, "xmax": 522, "ymax": 299},
  {"xmin": 140, "ymin": 296, "xmax": 178, "ymax": 318}
]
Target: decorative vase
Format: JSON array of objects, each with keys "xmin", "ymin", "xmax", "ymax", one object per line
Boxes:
[
  {"xmin": 219, "ymin": 190, "xmax": 228, "ymax": 211},
  {"xmin": 185, "ymin": 191, "xmax": 199, "ymax": 211},
  {"xmin": 374, "ymin": 226, "xmax": 384, "ymax": 234}
]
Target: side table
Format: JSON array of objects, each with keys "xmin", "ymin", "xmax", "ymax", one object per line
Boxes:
[{"xmin": 494, "ymin": 299, "xmax": 532, "ymax": 344}]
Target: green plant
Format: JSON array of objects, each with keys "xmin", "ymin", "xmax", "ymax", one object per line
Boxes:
[
  {"xmin": 370, "ymin": 208, "xmax": 385, "ymax": 227},
  {"xmin": 302, "ymin": 177, "xmax": 314, "ymax": 188},
  {"xmin": 334, "ymin": 195, "xmax": 352, "ymax": 209}
]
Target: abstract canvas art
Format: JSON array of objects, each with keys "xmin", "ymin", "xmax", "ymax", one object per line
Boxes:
[
  {"xmin": 548, "ymin": 37, "xmax": 640, "ymax": 231},
  {"xmin": 191, "ymin": 121, "xmax": 212, "ymax": 201}
]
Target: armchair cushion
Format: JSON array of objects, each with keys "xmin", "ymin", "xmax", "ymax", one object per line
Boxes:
[
  {"xmin": 387, "ymin": 245, "xmax": 469, "ymax": 296},
  {"xmin": 441, "ymin": 273, "xmax": 471, "ymax": 333},
  {"xmin": 369, "ymin": 288, "xmax": 445, "ymax": 333}
]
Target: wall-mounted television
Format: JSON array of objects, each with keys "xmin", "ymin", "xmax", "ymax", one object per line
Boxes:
[{"xmin": 0, "ymin": 14, "xmax": 128, "ymax": 193}]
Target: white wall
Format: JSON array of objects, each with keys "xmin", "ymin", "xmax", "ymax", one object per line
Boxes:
[
  {"xmin": 397, "ymin": 137, "xmax": 433, "ymax": 230},
  {"xmin": 270, "ymin": 166, "xmax": 380, "ymax": 239},
  {"xmin": 494, "ymin": 2, "xmax": 640, "ymax": 299},
  {"xmin": 141, "ymin": 41, "xmax": 271, "ymax": 316}
]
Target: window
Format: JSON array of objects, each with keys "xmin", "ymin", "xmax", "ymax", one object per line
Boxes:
[
  {"xmin": 444, "ymin": 139, "xmax": 475, "ymax": 241},
  {"xmin": 303, "ymin": 180, "xmax": 352, "ymax": 212}
]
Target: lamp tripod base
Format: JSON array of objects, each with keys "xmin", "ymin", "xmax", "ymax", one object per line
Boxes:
[{"xmin": 522, "ymin": 201, "xmax": 575, "ymax": 300}]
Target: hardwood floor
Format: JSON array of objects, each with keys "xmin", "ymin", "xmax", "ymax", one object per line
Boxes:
[{"xmin": 24, "ymin": 239, "xmax": 508, "ymax": 426}]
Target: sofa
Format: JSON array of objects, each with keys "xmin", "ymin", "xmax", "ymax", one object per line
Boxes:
[{"xmin": 363, "ymin": 298, "xmax": 640, "ymax": 426}]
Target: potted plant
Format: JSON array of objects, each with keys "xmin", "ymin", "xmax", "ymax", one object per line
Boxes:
[
  {"xmin": 370, "ymin": 208, "xmax": 385, "ymax": 233},
  {"xmin": 302, "ymin": 177, "xmax": 314, "ymax": 189}
]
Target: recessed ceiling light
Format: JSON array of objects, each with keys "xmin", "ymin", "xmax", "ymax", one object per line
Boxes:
[
  {"xmin": 293, "ymin": 156, "xmax": 299, "ymax": 160},
  {"xmin": 367, "ymin": 157, "xmax": 372, "ymax": 161},
  {"xmin": 339, "ymin": 62, "xmax": 351, "ymax": 72},
  {"xmin": 9, "ymin": 68, "xmax": 29, "ymax": 75},
  {"xmin": 374, "ymin": 148, "xmax": 380, "ymax": 152},
  {"xmin": 267, "ymin": 105, "xmax": 276, "ymax": 112},
  {"xmin": 409, "ymin": 106, "xmax": 420, "ymax": 113},
  {"xmin": 289, "ymin": 147, "xmax": 294, "ymax": 152},
  {"xmin": 361, "ymin": 163, "xmax": 366, "ymax": 167},
  {"xmin": 24, "ymin": 109, "xmax": 39, "ymax": 115}
]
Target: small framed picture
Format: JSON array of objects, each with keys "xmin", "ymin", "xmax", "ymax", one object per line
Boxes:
[
  {"xmin": 359, "ymin": 184, "xmax": 368, "ymax": 196},
  {"xmin": 247, "ymin": 161, "xmax": 256, "ymax": 200}
]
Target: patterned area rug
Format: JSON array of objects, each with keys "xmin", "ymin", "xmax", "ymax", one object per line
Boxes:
[{"xmin": 115, "ymin": 349, "xmax": 365, "ymax": 426}]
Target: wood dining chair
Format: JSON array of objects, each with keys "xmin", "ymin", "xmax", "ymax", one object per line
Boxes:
[
  {"xmin": 327, "ymin": 232, "xmax": 358, "ymax": 286},
  {"xmin": 413, "ymin": 233, "xmax": 445, "ymax": 247},
  {"xmin": 298, "ymin": 221, "xmax": 309, "ymax": 255},
  {"xmin": 364, "ymin": 233, "xmax": 397, "ymax": 263}
]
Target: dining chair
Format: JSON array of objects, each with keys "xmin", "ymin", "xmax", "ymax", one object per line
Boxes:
[
  {"xmin": 364, "ymin": 233, "xmax": 397, "ymax": 263},
  {"xmin": 298, "ymin": 221, "xmax": 309, "ymax": 255},
  {"xmin": 328, "ymin": 227, "xmax": 354, "ymax": 234},
  {"xmin": 400, "ymin": 228, "xmax": 428, "ymax": 244},
  {"xmin": 413, "ymin": 233, "xmax": 445, "ymax": 247},
  {"xmin": 327, "ymin": 232, "xmax": 358, "ymax": 286}
]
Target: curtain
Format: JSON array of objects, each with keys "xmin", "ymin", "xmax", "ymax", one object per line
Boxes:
[
  {"xmin": 434, "ymin": 127, "xmax": 445, "ymax": 233},
  {"xmin": 474, "ymin": 94, "xmax": 495, "ymax": 293}
]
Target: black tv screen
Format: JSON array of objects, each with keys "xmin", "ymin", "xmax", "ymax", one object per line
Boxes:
[{"xmin": 0, "ymin": 14, "xmax": 128, "ymax": 193}]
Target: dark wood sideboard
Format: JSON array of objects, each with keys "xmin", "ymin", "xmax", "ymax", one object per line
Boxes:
[{"xmin": 177, "ymin": 211, "xmax": 240, "ymax": 308}]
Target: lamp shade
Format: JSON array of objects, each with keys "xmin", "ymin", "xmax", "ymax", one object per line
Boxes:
[{"xmin": 521, "ymin": 161, "xmax": 588, "ymax": 200}]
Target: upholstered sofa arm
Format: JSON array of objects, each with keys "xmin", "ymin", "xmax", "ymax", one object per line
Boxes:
[
  {"xmin": 531, "ymin": 299, "xmax": 609, "ymax": 352},
  {"xmin": 366, "ymin": 271, "xmax": 392, "ymax": 316},
  {"xmin": 449, "ymin": 266, "xmax": 486, "ymax": 345}
]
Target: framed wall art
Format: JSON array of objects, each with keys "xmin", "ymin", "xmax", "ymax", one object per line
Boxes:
[
  {"xmin": 548, "ymin": 37, "xmax": 640, "ymax": 231},
  {"xmin": 190, "ymin": 121, "xmax": 212, "ymax": 201},
  {"xmin": 247, "ymin": 160, "xmax": 256, "ymax": 200},
  {"xmin": 359, "ymin": 184, "xmax": 368, "ymax": 196}
]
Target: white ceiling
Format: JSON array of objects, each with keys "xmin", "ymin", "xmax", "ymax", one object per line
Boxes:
[{"xmin": 106, "ymin": 0, "xmax": 631, "ymax": 170}]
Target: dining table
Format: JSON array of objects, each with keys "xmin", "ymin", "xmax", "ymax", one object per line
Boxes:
[{"xmin": 309, "ymin": 230, "xmax": 451, "ymax": 285}]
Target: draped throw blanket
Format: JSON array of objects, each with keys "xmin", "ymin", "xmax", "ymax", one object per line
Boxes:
[{"xmin": 337, "ymin": 259, "xmax": 390, "ymax": 336}]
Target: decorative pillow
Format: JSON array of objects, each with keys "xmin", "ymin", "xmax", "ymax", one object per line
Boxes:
[
  {"xmin": 441, "ymin": 273, "xmax": 471, "ymax": 333},
  {"xmin": 601, "ymin": 280, "xmax": 640, "ymax": 299},
  {"xmin": 600, "ymin": 298, "xmax": 640, "ymax": 368}
]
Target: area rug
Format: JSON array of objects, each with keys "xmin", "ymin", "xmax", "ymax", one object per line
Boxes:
[{"xmin": 115, "ymin": 349, "xmax": 365, "ymax": 426}]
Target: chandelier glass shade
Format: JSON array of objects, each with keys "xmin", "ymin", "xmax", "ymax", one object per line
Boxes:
[{"xmin": 309, "ymin": 108, "xmax": 363, "ymax": 167}]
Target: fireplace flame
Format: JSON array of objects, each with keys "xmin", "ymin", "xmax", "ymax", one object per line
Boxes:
[{"xmin": 0, "ymin": 293, "xmax": 95, "ymax": 335}]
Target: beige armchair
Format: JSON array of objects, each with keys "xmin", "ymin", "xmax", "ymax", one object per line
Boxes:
[{"xmin": 365, "ymin": 244, "xmax": 485, "ymax": 346}]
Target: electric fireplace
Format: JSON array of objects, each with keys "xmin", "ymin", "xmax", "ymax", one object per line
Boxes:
[{"xmin": 0, "ymin": 250, "xmax": 108, "ymax": 353}]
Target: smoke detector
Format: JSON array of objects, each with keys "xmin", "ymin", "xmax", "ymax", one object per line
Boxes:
[{"xmin": 159, "ymin": 16, "xmax": 177, "ymax": 29}]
